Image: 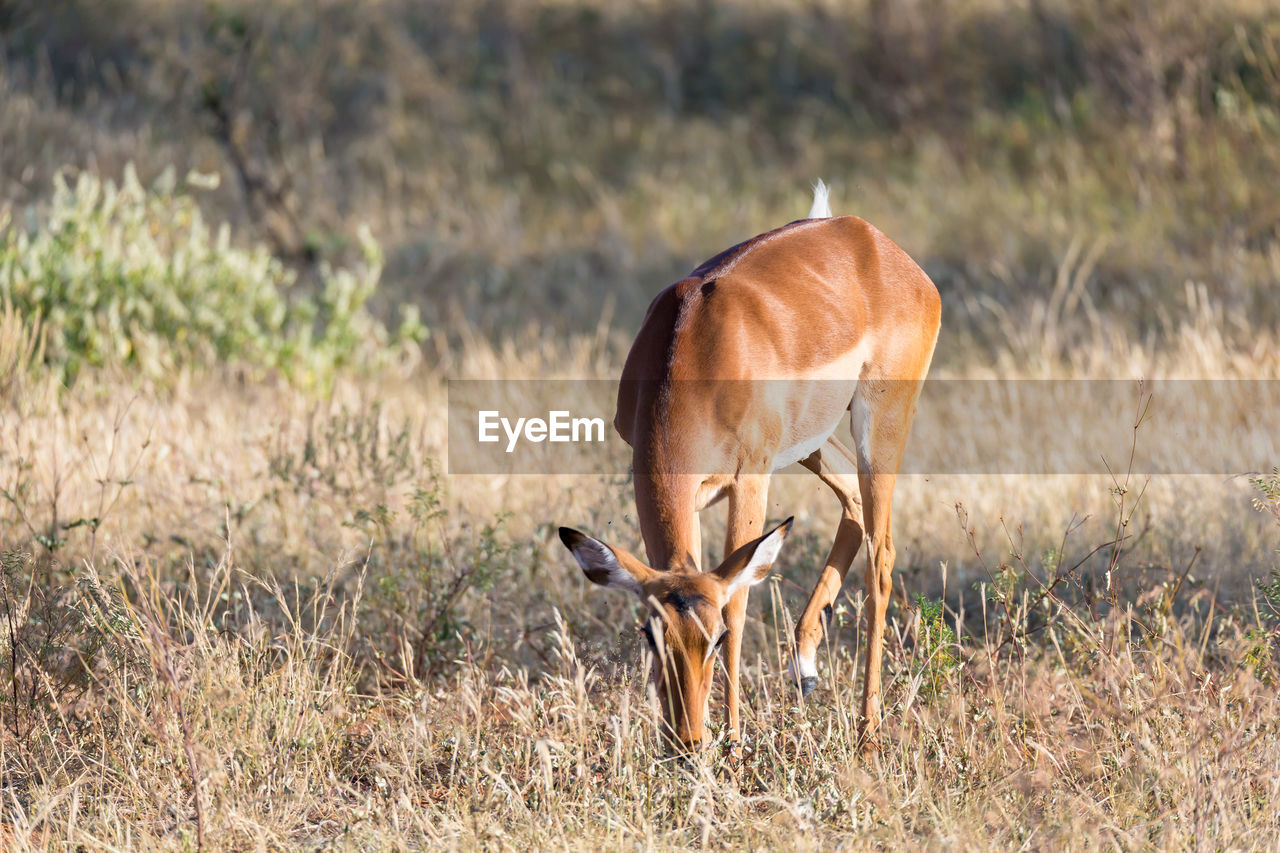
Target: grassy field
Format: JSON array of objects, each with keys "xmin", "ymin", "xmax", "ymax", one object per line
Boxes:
[{"xmin": 2, "ymin": 0, "xmax": 1280, "ymax": 849}]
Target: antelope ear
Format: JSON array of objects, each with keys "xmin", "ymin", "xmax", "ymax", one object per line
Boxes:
[
  {"xmin": 713, "ymin": 517, "xmax": 794, "ymax": 600},
  {"xmin": 558, "ymin": 527, "xmax": 656, "ymax": 597}
]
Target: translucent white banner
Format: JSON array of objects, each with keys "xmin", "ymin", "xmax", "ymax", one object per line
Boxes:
[{"xmin": 447, "ymin": 379, "xmax": 1280, "ymax": 475}]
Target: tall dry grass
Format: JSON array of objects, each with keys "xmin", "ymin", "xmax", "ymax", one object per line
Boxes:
[
  {"xmin": 0, "ymin": 310, "xmax": 1277, "ymax": 847},
  {"xmin": 3, "ymin": 545, "xmax": 1278, "ymax": 849}
]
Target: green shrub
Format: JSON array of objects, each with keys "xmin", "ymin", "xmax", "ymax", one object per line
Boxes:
[
  {"xmin": 1247, "ymin": 468, "xmax": 1280, "ymax": 680},
  {"xmin": 0, "ymin": 165, "xmax": 424, "ymax": 387},
  {"xmin": 910, "ymin": 593, "xmax": 960, "ymax": 696}
]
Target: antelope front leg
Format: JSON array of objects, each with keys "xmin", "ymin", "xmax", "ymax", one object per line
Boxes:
[
  {"xmin": 722, "ymin": 477, "xmax": 768, "ymax": 748},
  {"xmin": 722, "ymin": 585, "xmax": 749, "ymax": 745}
]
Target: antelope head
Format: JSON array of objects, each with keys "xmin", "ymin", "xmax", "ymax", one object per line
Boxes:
[{"xmin": 558, "ymin": 518, "xmax": 792, "ymax": 750}]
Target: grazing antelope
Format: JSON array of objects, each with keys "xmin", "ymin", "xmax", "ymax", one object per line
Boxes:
[{"xmin": 560, "ymin": 181, "xmax": 940, "ymax": 752}]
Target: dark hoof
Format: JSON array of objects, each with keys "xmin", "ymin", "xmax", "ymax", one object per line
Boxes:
[{"xmin": 800, "ymin": 676, "xmax": 819, "ymax": 697}]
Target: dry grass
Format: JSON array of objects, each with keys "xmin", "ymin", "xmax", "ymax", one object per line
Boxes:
[
  {"xmin": 0, "ymin": 313, "xmax": 1278, "ymax": 849},
  {"xmin": 4, "ymin": 551, "xmax": 1277, "ymax": 850}
]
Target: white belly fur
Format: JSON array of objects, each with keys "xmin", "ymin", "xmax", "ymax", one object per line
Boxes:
[
  {"xmin": 771, "ymin": 414, "xmax": 841, "ymax": 470},
  {"xmin": 768, "ymin": 341, "xmax": 870, "ymax": 471}
]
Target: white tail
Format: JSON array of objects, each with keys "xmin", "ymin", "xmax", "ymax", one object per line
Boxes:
[{"xmin": 808, "ymin": 179, "xmax": 832, "ymax": 218}]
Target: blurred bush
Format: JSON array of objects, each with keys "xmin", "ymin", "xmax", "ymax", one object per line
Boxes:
[{"xmin": 0, "ymin": 165, "xmax": 424, "ymax": 386}]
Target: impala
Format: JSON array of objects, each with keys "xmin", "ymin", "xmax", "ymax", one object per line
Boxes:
[{"xmin": 559, "ymin": 181, "xmax": 940, "ymax": 752}]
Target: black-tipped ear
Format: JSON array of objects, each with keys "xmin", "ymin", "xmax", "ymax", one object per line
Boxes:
[
  {"xmin": 558, "ymin": 527, "xmax": 585, "ymax": 551},
  {"xmin": 558, "ymin": 526, "xmax": 653, "ymax": 596},
  {"xmin": 713, "ymin": 516, "xmax": 794, "ymax": 599}
]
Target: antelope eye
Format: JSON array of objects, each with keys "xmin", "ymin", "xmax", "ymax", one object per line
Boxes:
[{"xmin": 713, "ymin": 631, "xmax": 728, "ymax": 649}]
